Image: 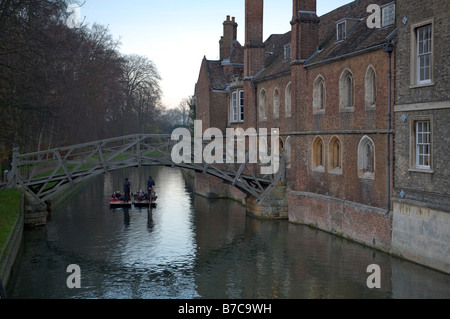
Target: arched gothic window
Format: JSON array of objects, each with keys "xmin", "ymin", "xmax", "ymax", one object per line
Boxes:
[
  {"xmin": 259, "ymin": 89, "xmax": 267, "ymax": 121},
  {"xmin": 340, "ymin": 69, "xmax": 355, "ymax": 111},
  {"xmin": 365, "ymin": 66, "xmax": 377, "ymax": 109},
  {"xmin": 285, "ymin": 83, "xmax": 292, "ymax": 118},
  {"xmin": 313, "ymin": 75, "xmax": 326, "ymax": 113},
  {"xmin": 273, "ymin": 88, "xmax": 280, "ymax": 119},
  {"xmin": 358, "ymin": 136, "xmax": 375, "ymax": 179}
]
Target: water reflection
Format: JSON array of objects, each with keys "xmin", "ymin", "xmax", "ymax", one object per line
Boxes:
[{"xmin": 6, "ymin": 167, "xmax": 450, "ymax": 299}]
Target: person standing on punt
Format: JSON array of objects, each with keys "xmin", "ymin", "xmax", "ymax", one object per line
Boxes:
[
  {"xmin": 147, "ymin": 176, "xmax": 155, "ymax": 197},
  {"xmin": 124, "ymin": 178, "xmax": 131, "ymax": 203}
]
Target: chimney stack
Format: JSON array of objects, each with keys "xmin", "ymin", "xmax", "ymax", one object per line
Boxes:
[
  {"xmin": 220, "ymin": 15, "xmax": 238, "ymax": 61},
  {"xmin": 291, "ymin": 0, "xmax": 319, "ymax": 61},
  {"xmin": 244, "ymin": 0, "xmax": 265, "ymax": 77}
]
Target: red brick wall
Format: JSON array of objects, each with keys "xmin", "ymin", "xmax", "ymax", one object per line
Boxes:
[
  {"xmin": 195, "ymin": 59, "xmax": 228, "ymax": 133},
  {"xmin": 288, "ymin": 191, "xmax": 393, "ymax": 252},
  {"xmin": 287, "ymin": 49, "xmax": 394, "ymax": 210},
  {"xmin": 195, "ymin": 58, "xmax": 212, "ymax": 129}
]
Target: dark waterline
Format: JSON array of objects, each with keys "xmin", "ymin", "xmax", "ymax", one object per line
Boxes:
[{"xmin": 6, "ymin": 167, "xmax": 450, "ymax": 299}]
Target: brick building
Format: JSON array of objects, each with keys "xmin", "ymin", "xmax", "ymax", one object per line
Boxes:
[
  {"xmin": 284, "ymin": 0, "xmax": 396, "ymax": 252},
  {"xmin": 194, "ymin": 0, "xmax": 449, "ymax": 271},
  {"xmin": 391, "ymin": 0, "xmax": 450, "ymax": 273}
]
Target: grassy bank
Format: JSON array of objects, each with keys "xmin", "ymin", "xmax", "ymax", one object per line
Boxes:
[{"xmin": 0, "ymin": 190, "xmax": 21, "ymax": 254}]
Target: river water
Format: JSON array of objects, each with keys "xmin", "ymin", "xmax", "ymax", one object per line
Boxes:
[{"xmin": 6, "ymin": 166, "xmax": 450, "ymax": 299}]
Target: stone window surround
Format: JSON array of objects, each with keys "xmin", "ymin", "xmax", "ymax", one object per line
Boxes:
[
  {"xmin": 339, "ymin": 69, "xmax": 355, "ymax": 112},
  {"xmin": 312, "ymin": 136, "xmax": 325, "ymax": 172},
  {"xmin": 329, "ymin": 136, "xmax": 343, "ymax": 175},
  {"xmin": 358, "ymin": 136, "xmax": 375, "ymax": 180},
  {"xmin": 409, "ymin": 114, "xmax": 434, "ymax": 173},
  {"xmin": 409, "ymin": 19, "xmax": 435, "ymax": 88},
  {"xmin": 285, "ymin": 82, "xmax": 292, "ymax": 118},
  {"xmin": 259, "ymin": 88, "xmax": 267, "ymax": 121},
  {"xmin": 365, "ymin": 65, "xmax": 377, "ymax": 110},
  {"xmin": 313, "ymin": 75, "xmax": 326, "ymax": 115},
  {"xmin": 273, "ymin": 87, "xmax": 280, "ymax": 119}
]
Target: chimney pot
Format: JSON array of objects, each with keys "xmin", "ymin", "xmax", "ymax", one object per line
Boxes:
[{"xmin": 227, "ymin": 15, "xmax": 230, "ymax": 21}]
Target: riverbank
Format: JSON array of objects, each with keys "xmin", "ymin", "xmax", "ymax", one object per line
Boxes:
[{"xmin": 0, "ymin": 189, "xmax": 23, "ymax": 295}]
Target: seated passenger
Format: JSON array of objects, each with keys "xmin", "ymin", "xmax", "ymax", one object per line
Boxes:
[{"xmin": 111, "ymin": 191, "xmax": 122, "ymax": 200}]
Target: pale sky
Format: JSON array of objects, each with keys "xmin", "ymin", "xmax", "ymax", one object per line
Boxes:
[{"xmin": 81, "ymin": 0, "xmax": 352, "ymax": 109}]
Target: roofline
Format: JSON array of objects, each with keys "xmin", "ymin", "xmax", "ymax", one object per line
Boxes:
[
  {"xmin": 304, "ymin": 43, "xmax": 388, "ymax": 69},
  {"xmin": 253, "ymin": 70, "xmax": 291, "ymax": 84}
]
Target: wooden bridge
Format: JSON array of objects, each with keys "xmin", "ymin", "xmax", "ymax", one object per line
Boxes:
[{"xmin": 5, "ymin": 134, "xmax": 285, "ymax": 205}]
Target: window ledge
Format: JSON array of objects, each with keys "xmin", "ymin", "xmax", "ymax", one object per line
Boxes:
[
  {"xmin": 409, "ymin": 82, "xmax": 435, "ymax": 89},
  {"xmin": 408, "ymin": 168, "xmax": 434, "ymax": 174},
  {"xmin": 313, "ymin": 109, "xmax": 325, "ymax": 115},
  {"xmin": 340, "ymin": 107, "xmax": 355, "ymax": 113},
  {"xmin": 313, "ymin": 166, "xmax": 325, "ymax": 173},
  {"xmin": 359, "ymin": 172, "xmax": 375, "ymax": 180},
  {"xmin": 329, "ymin": 168, "xmax": 342, "ymax": 175},
  {"xmin": 365, "ymin": 105, "xmax": 376, "ymax": 111},
  {"xmin": 230, "ymin": 121, "xmax": 244, "ymax": 124}
]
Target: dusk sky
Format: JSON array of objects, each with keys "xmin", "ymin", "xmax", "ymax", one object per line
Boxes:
[{"xmin": 81, "ymin": 0, "xmax": 352, "ymax": 109}]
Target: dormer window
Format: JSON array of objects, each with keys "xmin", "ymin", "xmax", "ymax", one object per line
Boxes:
[
  {"xmin": 382, "ymin": 3, "xmax": 395, "ymax": 27},
  {"xmin": 337, "ymin": 21, "xmax": 346, "ymax": 41},
  {"xmin": 284, "ymin": 44, "xmax": 291, "ymax": 60}
]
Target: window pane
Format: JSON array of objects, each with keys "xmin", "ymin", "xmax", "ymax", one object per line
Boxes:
[
  {"xmin": 382, "ymin": 5, "xmax": 395, "ymax": 27},
  {"xmin": 417, "ymin": 25, "xmax": 432, "ymax": 83},
  {"xmin": 416, "ymin": 121, "xmax": 431, "ymax": 168}
]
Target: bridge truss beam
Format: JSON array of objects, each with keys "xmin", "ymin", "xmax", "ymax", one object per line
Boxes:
[{"xmin": 7, "ymin": 134, "xmax": 284, "ymax": 204}]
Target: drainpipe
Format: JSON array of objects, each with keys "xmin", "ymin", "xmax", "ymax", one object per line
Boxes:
[
  {"xmin": 253, "ymin": 81, "xmax": 258, "ymax": 131},
  {"xmin": 383, "ymin": 42, "xmax": 394, "ymax": 214},
  {"xmin": 253, "ymin": 80, "xmax": 258, "ymax": 177}
]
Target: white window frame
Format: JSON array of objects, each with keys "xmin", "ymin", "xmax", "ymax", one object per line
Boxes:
[
  {"xmin": 416, "ymin": 24, "xmax": 432, "ymax": 85},
  {"xmin": 239, "ymin": 90, "xmax": 244, "ymax": 122},
  {"xmin": 381, "ymin": 4, "xmax": 395, "ymax": 27},
  {"xmin": 230, "ymin": 90, "xmax": 244, "ymax": 123},
  {"xmin": 337, "ymin": 21, "xmax": 346, "ymax": 41},
  {"xmin": 415, "ymin": 121, "xmax": 431, "ymax": 169}
]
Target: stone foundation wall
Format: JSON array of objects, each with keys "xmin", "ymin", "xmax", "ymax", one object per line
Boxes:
[
  {"xmin": 391, "ymin": 200, "xmax": 449, "ymax": 274},
  {"xmin": 246, "ymin": 184, "xmax": 289, "ymax": 219},
  {"xmin": 194, "ymin": 172, "xmax": 246, "ymax": 205},
  {"xmin": 288, "ymin": 190, "xmax": 393, "ymax": 252},
  {"xmin": 22, "ymin": 191, "xmax": 48, "ymax": 227}
]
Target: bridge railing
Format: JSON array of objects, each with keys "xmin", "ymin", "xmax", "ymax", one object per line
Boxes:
[{"xmin": 7, "ymin": 134, "xmax": 285, "ymax": 203}]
